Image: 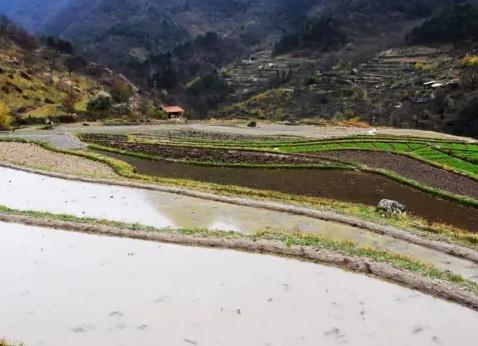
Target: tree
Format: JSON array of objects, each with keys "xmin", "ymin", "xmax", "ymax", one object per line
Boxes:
[
  {"xmin": 0, "ymin": 102, "xmax": 13, "ymax": 130},
  {"xmin": 65, "ymin": 56, "xmax": 87, "ymax": 76},
  {"xmin": 61, "ymin": 93, "xmax": 80, "ymax": 114},
  {"xmin": 87, "ymin": 93, "xmax": 112, "ymax": 116},
  {"xmin": 43, "ymin": 36, "xmax": 74, "ymax": 54},
  {"xmin": 110, "ymin": 79, "xmax": 133, "ymax": 103},
  {"xmin": 408, "ymin": 4, "xmax": 478, "ymax": 44}
]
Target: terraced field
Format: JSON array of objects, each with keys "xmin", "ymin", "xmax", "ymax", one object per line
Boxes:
[
  {"xmin": 2, "ymin": 128, "xmax": 478, "ymax": 346},
  {"xmin": 79, "ymin": 132, "xmax": 478, "ymax": 231},
  {"xmin": 282, "ymin": 137, "xmax": 478, "ymax": 178},
  {"xmin": 81, "ymin": 132, "xmax": 478, "ymax": 184}
]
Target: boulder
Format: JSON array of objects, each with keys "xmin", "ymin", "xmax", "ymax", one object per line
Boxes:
[{"xmin": 378, "ymin": 199, "xmax": 406, "ymax": 215}]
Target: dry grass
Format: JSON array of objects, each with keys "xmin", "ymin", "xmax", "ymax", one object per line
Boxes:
[
  {"xmin": 0, "ymin": 338, "xmax": 23, "ymax": 346},
  {"xmin": 461, "ymin": 55, "xmax": 478, "ymax": 67}
]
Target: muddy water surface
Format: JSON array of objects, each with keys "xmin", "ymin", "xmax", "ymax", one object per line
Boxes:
[
  {"xmin": 101, "ymin": 152, "xmax": 478, "ymax": 231},
  {"xmin": 1, "ymin": 223, "xmax": 478, "ymax": 346},
  {"xmin": 1, "ymin": 166, "xmax": 478, "ymax": 281}
]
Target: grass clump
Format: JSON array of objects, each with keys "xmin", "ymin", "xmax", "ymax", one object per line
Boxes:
[
  {"xmin": 0, "ymin": 102, "xmax": 14, "ymax": 130},
  {"xmin": 461, "ymin": 55, "xmax": 478, "ymax": 67},
  {"xmin": 0, "ymin": 338, "xmax": 24, "ymax": 346}
]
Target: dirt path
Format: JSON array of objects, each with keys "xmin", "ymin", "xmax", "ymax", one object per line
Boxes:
[
  {"xmin": 0, "ymin": 133, "xmax": 85, "ymax": 149},
  {"xmin": 4, "ymin": 122, "xmax": 476, "ymax": 150}
]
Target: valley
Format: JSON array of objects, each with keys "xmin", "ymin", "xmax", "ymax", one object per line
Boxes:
[
  {"xmin": 1, "ymin": 1, "xmax": 478, "ymax": 345},
  {"xmin": 1, "ymin": 121, "xmax": 478, "ymax": 344}
]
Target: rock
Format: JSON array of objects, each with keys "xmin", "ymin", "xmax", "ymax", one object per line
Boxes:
[{"xmin": 378, "ymin": 199, "xmax": 406, "ymax": 215}]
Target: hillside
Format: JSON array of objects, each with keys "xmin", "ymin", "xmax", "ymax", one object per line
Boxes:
[
  {"xmin": 0, "ymin": 16, "xmax": 145, "ymax": 127},
  {"xmin": 219, "ymin": 1, "xmax": 478, "ymax": 138},
  {"xmin": 2, "ymin": 0, "xmax": 478, "ymax": 137},
  {"xmin": 31, "ymin": 0, "xmax": 315, "ymax": 83}
]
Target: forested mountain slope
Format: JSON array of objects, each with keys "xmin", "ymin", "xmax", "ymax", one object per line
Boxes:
[{"xmin": 2, "ymin": 0, "xmax": 478, "ymax": 137}]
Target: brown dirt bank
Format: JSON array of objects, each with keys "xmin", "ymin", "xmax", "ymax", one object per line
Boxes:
[
  {"xmin": 2, "ymin": 214, "xmax": 478, "ymax": 311},
  {"xmin": 317, "ymin": 150, "xmax": 478, "ymax": 199}
]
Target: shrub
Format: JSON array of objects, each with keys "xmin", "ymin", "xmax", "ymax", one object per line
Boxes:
[
  {"xmin": 86, "ymin": 93, "xmax": 112, "ymax": 115},
  {"xmin": 147, "ymin": 107, "xmax": 168, "ymax": 120},
  {"xmin": 110, "ymin": 79, "xmax": 133, "ymax": 103},
  {"xmin": 415, "ymin": 62, "xmax": 433, "ymax": 71},
  {"xmin": 0, "ymin": 102, "xmax": 13, "ymax": 130},
  {"xmin": 461, "ymin": 55, "xmax": 478, "ymax": 67}
]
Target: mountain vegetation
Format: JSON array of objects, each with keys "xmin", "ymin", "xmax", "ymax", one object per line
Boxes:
[
  {"xmin": 1, "ymin": 0, "xmax": 478, "ymax": 137},
  {"xmin": 408, "ymin": 4, "xmax": 478, "ymax": 44},
  {"xmin": 0, "ymin": 15, "xmax": 145, "ymax": 126}
]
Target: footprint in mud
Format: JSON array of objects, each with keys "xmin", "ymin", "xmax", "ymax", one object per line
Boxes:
[
  {"xmin": 137, "ymin": 324, "xmax": 149, "ymax": 331},
  {"xmin": 324, "ymin": 327, "xmax": 346, "ymax": 339},
  {"xmin": 72, "ymin": 324, "xmax": 95, "ymax": 333},
  {"xmin": 413, "ymin": 326, "xmax": 424, "ymax": 334},
  {"xmin": 109, "ymin": 311, "xmax": 123, "ymax": 317},
  {"xmin": 154, "ymin": 295, "xmax": 169, "ymax": 303}
]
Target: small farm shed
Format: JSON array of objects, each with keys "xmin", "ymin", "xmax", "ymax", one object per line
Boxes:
[{"xmin": 162, "ymin": 105, "xmax": 185, "ymax": 118}]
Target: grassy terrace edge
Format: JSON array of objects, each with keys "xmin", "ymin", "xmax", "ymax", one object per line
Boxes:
[
  {"xmin": 87, "ymin": 142, "xmax": 478, "ymax": 209},
  {"xmin": 1, "ymin": 207, "xmax": 478, "ymax": 309},
  {"xmin": 1, "ymin": 138, "xmax": 478, "ymax": 249}
]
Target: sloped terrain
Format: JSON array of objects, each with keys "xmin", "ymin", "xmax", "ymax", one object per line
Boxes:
[{"xmin": 0, "ymin": 16, "xmax": 143, "ymax": 124}]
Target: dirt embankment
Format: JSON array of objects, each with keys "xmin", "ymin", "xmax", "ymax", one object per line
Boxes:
[
  {"xmin": 0, "ymin": 142, "xmax": 116, "ymax": 178},
  {"xmin": 318, "ymin": 150, "xmax": 478, "ymax": 199}
]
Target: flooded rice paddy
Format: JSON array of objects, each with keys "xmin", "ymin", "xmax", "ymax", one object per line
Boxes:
[
  {"xmin": 1, "ymin": 166, "xmax": 478, "ymax": 281},
  {"xmin": 99, "ymin": 151, "xmax": 478, "ymax": 231},
  {"xmin": 1, "ymin": 222, "xmax": 478, "ymax": 346}
]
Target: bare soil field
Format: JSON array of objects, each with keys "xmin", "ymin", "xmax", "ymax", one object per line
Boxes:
[
  {"xmin": 88, "ymin": 140, "xmax": 330, "ymax": 165},
  {"xmin": 319, "ymin": 150, "xmax": 478, "ymax": 199},
  {"xmin": 0, "ymin": 142, "xmax": 116, "ymax": 179}
]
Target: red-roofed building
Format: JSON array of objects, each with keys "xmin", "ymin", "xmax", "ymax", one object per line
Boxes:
[{"xmin": 162, "ymin": 105, "xmax": 185, "ymax": 118}]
